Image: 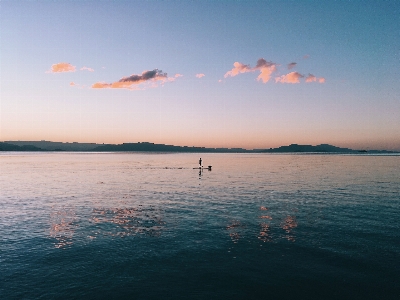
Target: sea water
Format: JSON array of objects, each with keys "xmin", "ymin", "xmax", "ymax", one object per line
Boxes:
[{"xmin": 1, "ymin": 152, "xmax": 399, "ymax": 299}]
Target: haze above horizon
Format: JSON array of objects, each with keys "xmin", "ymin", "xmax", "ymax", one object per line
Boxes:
[{"xmin": 1, "ymin": 1, "xmax": 399, "ymax": 151}]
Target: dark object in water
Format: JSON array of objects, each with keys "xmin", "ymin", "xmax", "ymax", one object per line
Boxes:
[{"xmin": 193, "ymin": 166, "xmax": 212, "ymax": 171}]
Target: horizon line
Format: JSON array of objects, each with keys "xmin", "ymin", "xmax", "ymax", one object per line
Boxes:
[{"xmin": 2, "ymin": 140, "xmax": 398, "ymax": 153}]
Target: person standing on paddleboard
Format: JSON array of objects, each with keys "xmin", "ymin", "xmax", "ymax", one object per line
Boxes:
[{"xmin": 199, "ymin": 158, "xmax": 202, "ymax": 168}]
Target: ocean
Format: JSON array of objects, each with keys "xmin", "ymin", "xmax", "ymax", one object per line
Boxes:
[{"xmin": 1, "ymin": 152, "xmax": 399, "ymax": 299}]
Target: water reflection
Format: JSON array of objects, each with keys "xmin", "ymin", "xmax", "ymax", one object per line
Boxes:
[
  {"xmin": 281, "ymin": 215, "xmax": 297, "ymax": 242},
  {"xmin": 49, "ymin": 207, "xmax": 77, "ymax": 249},
  {"xmin": 226, "ymin": 206, "xmax": 299, "ymax": 244},
  {"xmin": 255, "ymin": 206, "xmax": 299, "ymax": 243},
  {"xmin": 258, "ymin": 223, "xmax": 272, "ymax": 242},
  {"xmin": 197, "ymin": 166, "xmax": 212, "ymax": 179},
  {"xmin": 226, "ymin": 220, "xmax": 244, "ymax": 243},
  {"xmin": 91, "ymin": 205, "xmax": 165, "ymax": 238},
  {"xmin": 258, "ymin": 206, "xmax": 272, "ymax": 242}
]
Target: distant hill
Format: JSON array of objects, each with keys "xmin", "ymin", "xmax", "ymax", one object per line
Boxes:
[
  {"xmin": 4, "ymin": 140, "xmax": 98, "ymax": 151},
  {"xmin": 91, "ymin": 142, "xmax": 247, "ymax": 153},
  {"xmin": 0, "ymin": 142, "xmax": 44, "ymax": 151},
  {"xmin": 256, "ymin": 144, "xmax": 356, "ymax": 153},
  {"xmin": 2, "ymin": 141, "xmax": 397, "ymax": 153}
]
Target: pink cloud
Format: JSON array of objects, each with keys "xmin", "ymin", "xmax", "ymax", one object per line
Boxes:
[
  {"xmin": 80, "ymin": 66, "xmax": 94, "ymax": 72},
  {"xmin": 224, "ymin": 58, "xmax": 277, "ymax": 83},
  {"xmin": 175, "ymin": 74, "xmax": 183, "ymax": 78},
  {"xmin": 305, "ymin": 74, "xmax": 317, "ymax": 82},
  {"xmin": 303, "ymin": 55, "xmax": 310, "ymax": 59},
  {"xmin": 92, "ymin": 82, "xmax": 111, "ymax": 89},
  {"xmin": 257, "ymin": 67, "xmax": 276, "ymax": 83},
  {"xmin": 275, "ymin": 72, "xmax": 304, "ymax": 84},
  {"xmin": 224, "ymin": 62, "xmax": 252, "ymax": 77},
  {"xmin": 91, "ymin": 69, "xmax": 175, "ymax": 90},
  {"xmin": 224, "ymin": 57, "xmax": 325, "ymax": 85},
  {"xmin": 92, "ymin": 82, "xmax": 141, "ymax": 90},
  {"xmin": 196, "ymin": 73, "xmax": 205, "ymax": 78},
  {"xmin": 305, "ymin": 74, "xmax": 325, "ymax": 83},
  {"xmin": 70, "ymin": 82, "xmax": 86, "ymax": 89},
  {"xmin": 47, "ymin": 62, "xmax": 76, "ymax": 73},
  {"xmin": 255, "ymin": 58, "xmax": 277, "ymax": 83}
]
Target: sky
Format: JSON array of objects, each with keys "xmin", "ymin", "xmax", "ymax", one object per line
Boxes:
[{"xmin": 1, "ymin": 0, "xmax": 399, "ymax": 150}]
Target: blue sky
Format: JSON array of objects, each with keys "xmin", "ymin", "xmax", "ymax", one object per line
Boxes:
[{"xmin": 1, "ymin": 0, "xmax": 399, "ymax": 149}]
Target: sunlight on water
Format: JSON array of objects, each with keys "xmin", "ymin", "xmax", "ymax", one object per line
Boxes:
[
  {"xmin": 1, "ymin": 152, "xmax": 399, "ymax": 299},
  {"xmin": 50, "ymin": 207, "xmax": 77, "ymax": 248},
  {"xmin": 90, "ymin": 206, "xmax": 165, "ymax": 238}
]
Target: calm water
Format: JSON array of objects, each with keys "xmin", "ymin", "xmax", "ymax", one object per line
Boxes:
[{"xmin": 1, "ymin": 152, "xmax": 399, "ymax": 299}]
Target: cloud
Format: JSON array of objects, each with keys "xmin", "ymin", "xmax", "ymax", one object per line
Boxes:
[
  {"xmin": 224, "ymin": 57, "xmax": 325, "ymax": 85},
  {"xmin": 80, "ymin": 66, "xmax": 94, "ymax": 72},
  {"xmin": 69, "ymin": 82, "xmax": 86, "ymax": 89},
  {"xmin": 92, "ymin": 82, "xmax": 111, "ymax": 89},
  {"xmin": 47, "ymin": 62, "xmax": 76, "ymax": 73},
  {"xmin": 224, "ymin": 58, "xmax": 277, "ymax": 83},
  {"xmin": 275, "ymin": 72, "xmax": 304, "ymax": 84},
  {"xmin": 175, "ymin": 74, "xmax": 183, "ymax": 78},
  {"xmin": 254, "ymin": 58, "xmax": 277, "ymax": 83},
  {"xmin": 91, "ymin": 69, "xmax": 175, "ymax": 90},
  {"xmin": 305, "ymin": 74, "xmax": 326, "ymax": 83},
  {"xmin": 305, "ymin": 74, "xmax": 317, "ymax": 82},
  {"xmin": 224, "ymin": 62, "xmax": 252, "ymax": 77},
  {"xmin": 119, "ymin": 69, "xmax": 166, "ymax": 83},
  {"xmin": 196, "ymin": 73, "xmax": 205, "ymax": 78},
  {"xmin": 303, "ymin": 55, "xmax": 309, "ymax": 59}
]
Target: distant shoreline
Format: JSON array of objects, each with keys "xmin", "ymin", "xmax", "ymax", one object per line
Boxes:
[{"xmin": 1, "ymin": 141, "xmax": 398, "ymax": 154}]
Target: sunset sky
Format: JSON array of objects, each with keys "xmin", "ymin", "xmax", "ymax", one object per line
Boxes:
[{"xmin": 1, "ymin": 1, "xmax": 399, "ymax": 150}]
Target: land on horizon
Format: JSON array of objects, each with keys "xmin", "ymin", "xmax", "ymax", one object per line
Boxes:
[{"xmin": 0, "ymin": 140, "xmax": 397, "ymax": 154}]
